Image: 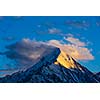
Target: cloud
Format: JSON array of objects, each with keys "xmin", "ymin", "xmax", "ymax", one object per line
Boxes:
[
  {"xmin": 47, "ymin": 37, "xmax": 94, "ymax": 61},
  {"xmin": 0, "ymin": 37, "xmax": 94, "ymax": 72},
  {"xmin": 65, "ymin": 37, "xmax": 86, "ymax": 47},
  {"xmin": 64, "ymin": 20, "xmax": 89, "ymax": 30},
  {"xmin": 66, "ymin": 33, "xmax": 74, "ymax": 37},
  {"xmin": 96, "ymin": 22, "xmax": 100, "ymax": 26},
  {"xmin": 1, "ymin": 38, "xmax": 55, "ymax": 70},
  {"xmin": 48, "ymin": 28, "xmax": 62, "ymax": 34}
]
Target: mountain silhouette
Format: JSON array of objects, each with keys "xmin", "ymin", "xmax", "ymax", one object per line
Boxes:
[{"xmin": 0, "ymin": 46, "xmax": 100, "ymax": 83}]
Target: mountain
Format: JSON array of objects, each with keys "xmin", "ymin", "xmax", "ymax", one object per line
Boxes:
[
  {"xmin": 96, "ymin": 72, "xmax": 100, "ymax": 77},
  {"xmin": 0, "ymin": 46, "xmax": 100, "ymax": 83},
  {"xmin": 94, "ymin": 72, "xmax": 100, "ymax": 81}
]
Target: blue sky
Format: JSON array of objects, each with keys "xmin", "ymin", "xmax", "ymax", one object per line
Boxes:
[{"xmin": 0, "ymin": 16, "xmax": 100, "ymax": 76}]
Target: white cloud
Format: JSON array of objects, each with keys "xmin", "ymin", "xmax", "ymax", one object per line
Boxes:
[
  {"xmin": 47, "ymin": 37, "xmax": 94, "ymax": 61},
  {"xmin": 66, "ymin": 33, "xmax": 74, "ymax": 37},
  {"xmin": 48, "ymin": 28, "xmax": 61, "ymax": 34},
  {"xmin": 65, "ymin": 37, "xmax": 86, "ymax": 47}
]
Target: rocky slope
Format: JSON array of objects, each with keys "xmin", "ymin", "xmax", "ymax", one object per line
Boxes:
[{"xmin": 0, "ymin": 47, "xmax": 99, "ymax": 83}]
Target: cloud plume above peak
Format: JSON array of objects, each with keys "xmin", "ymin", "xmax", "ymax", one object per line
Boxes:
[{"xmin": 1, "ymin": 39, "xmax": 55, "ymax": 70}]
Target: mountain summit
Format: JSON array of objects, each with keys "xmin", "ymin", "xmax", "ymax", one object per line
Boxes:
[
  {"xmin": 0, "ymin": 46, "xmax": 99, "ymax": 83},
  {"xmin": 55, "ymin": 50, "xmax": 79, "ymax": 69}
]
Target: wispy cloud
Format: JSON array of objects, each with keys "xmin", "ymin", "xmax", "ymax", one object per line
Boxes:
[
  {"xmin": 96, "ymin": 21, "xmax": 100, "ymax": 26},
  {"xmin": 66, "ymin": 33, "xmax": 74, "ymax": 37},
  {"xmin": 48, "ymin": 28, "xmax": 62, "ymax": 34},
  {"xmin": 65, "ymin": 37, "xmax": 86, "ymax": 47},
  {"xmin": 64, "ymin": 20, "xmax": 89, "ymax": 30}
]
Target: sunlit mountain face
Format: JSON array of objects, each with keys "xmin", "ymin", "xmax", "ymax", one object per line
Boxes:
[
  {"xmin": 0, "ymin": 16, "xmax": 100, "ymax": 82},
  {"xmin": 55, "ymin": 50, "xmax": 77, "ymax": 69}
]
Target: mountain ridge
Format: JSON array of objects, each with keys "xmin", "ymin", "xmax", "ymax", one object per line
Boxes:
[{"xmin": 0, "ymin": 47, "xmax": 100, "ymax": 83}]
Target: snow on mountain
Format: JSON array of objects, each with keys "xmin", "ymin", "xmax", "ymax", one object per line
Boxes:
[
  {"xmin": 55, "ymin": 50, "xmax": 82, "ymax": 69},
  {"xmin": 0, "ymin": 45, "xmax": 100, "ymax": 83}
]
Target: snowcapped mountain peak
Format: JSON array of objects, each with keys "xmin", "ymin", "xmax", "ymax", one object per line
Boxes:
[
  {"xmin": 55, "ymin": 50, "xmax": 78, "ymax": 69},
  {"xmin": 0, "ymin": 45, "xmax": 100, "ymax": 83}
]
